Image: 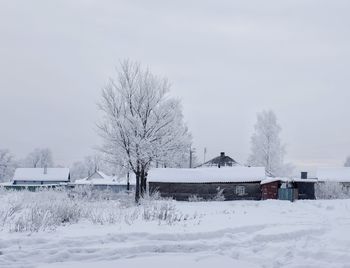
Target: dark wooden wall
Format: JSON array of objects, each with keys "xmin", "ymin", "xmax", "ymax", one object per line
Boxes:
[
  {"xmin": 3, "ymin": 184, "xmax": 135, "ymax": 193},
  {"xmin": 149, "ymin": 182, "xmax": 262, "ymax": 201},
  {"xmin": 261, "ymin": 181, "xmax": 279, "ymax": 200},
  {"xmin": 295, "ymin": 182, "xmax": 315, "ymax": 199},
  {"xmin": 261, "ymin": 181, "xmax": 316, "ymax": 200}
]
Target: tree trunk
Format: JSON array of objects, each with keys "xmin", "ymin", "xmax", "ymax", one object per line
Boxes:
[
  {"xmin": 140, "ymin": 168, "xmax": 146, "ymax": 197},
  {"xmin": 144, "ymin": 171, "xmax": 148, "ymax": 195},
  {"xmin": 135, "ymin": 170, "xmax": 140, "ymax": 203},
  {"xmin": 127, "ymin": 171, "xmax": 130, "ymax": 191}
]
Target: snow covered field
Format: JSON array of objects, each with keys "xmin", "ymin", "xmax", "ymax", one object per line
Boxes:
[{"xmin": 1, "ymin": 191, "xmax": 350, "ymax": 268}]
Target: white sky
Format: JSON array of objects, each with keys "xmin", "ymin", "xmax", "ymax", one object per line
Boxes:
[{"xmin": 0, "ymin": 0, "xmax": 349, "ymax": 172}]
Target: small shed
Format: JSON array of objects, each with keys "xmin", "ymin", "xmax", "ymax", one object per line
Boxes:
[
  {"xmin": 148, "ymin": 167, "xmax": 266, "ymax": 201},
  {"xmin": 261, "ymin": 173, "xmax": 317, "ymax": 201},
  {"xmin": 261, "ymin": 179, "xmax": 279, "ymax": 200},
  {"xmin": 12, "ymin": 168, "xmax": 70, "ymax": 186},
  {"xmin": 74, "ymin": 170, "xmax": 135, "ymax": 192}
]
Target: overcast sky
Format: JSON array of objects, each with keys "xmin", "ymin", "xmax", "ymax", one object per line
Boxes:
[{"xmin": 0, "ymin": 0, "xmax": 349, "ymax": 172}]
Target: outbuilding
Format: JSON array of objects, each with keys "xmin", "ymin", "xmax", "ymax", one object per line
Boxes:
[{"xmin": 148, "ymin": 167, "xmax": 266, "ymax": 201}]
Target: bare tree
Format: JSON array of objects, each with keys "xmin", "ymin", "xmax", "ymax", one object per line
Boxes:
[
  {"xmin": 0, "ymin": 149, "xmax": 16, "ymax": 182},
  {"xmin": 247, "ymin": 110, "xmax": 293, "ymax": 177},
  {"xmin": 24, "ymin": 148, "xmax": 54, "ymax": 168},
  {"xmin": 98, "ymin": 60, "xmax": 191, "ymax": 202}
]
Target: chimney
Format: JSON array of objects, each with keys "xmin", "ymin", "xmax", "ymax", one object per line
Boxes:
[
  {"xmin": 218, "ymin": 152, "xmax": 225, "ymax": 168},
  {"xmin": 44, "ymin": 166, "xmax": 48, "ymax": 175},
  {"xmin": 301, "ymin": 172, "xmax": 307, "ymax": 179}
]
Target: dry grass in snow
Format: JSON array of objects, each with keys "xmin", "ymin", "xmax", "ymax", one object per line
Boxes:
[{"xmin": 0, "ymin": 187, "xmax": 193, "ymax": 232}]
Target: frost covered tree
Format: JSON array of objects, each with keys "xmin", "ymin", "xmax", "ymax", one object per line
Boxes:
[
  {"xmin": 344, "ymin": 156, "xmax": 350, "ymax": 167},
  {"xmin": 70, "ymin": 161, "xmax": 86, "ymax": 179},
  {"xmin": 98, "ymin": 60, "xmax": 191, "ymax": 202},
  {"xmin": 84, "ymin": 155, "xmax": 103, "ymax": 174},
  {"xmin": 24, "ymin": 148, "xmax": 54, "ymax": 168},
  {"xmin": 0, "ymin": 149, "xmax": 16, "ymax": 182},
  {"xmin": 247, "ymin": 110, "xmax": 292, "ymax": 177},
  {"xmin": 70, "ymin": 154, "xmax": 109, "ymax": 180},
  {"xmin": 157, "ymin": 147, "xmax": 199, "ymax": 168}
]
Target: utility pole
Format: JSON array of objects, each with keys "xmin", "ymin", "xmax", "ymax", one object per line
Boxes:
[{"xmin": 189, "ymin": 147, "xmax": 196, "ymax": 168}]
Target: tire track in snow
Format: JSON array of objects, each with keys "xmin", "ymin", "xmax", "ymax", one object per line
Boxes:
[{"xmin": 0, "ymin": 224, "xmax": 329, "ymax": 268}]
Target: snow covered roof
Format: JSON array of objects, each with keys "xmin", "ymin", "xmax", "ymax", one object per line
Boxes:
[
  {"xmin": 88, "ymin": 170, "xmax": 110, "ymax": 180},
  {"xmin": 75, "ymin": 177, "xmax": 127, "ymax": 186},
  {"xmin": 13, "ymin": 168, "xmax": 70, "ymax": 182},
  {"xmin": 196, "ymin": 152, "xmax": 240, "ymax": 168},
  {"xmin": 75, "ymin": 170, "xmax": 136, "ymax": 186},
  {"xmin": 316, "ymin": 168, "xmax": 350, "ymax": 182},
  {"xmin": 261, "ymin": 177, "xmax": 318, "ymax": 185},
  {"xmin": 148, "ymin": 167, "xmax": 266, "ymax": 183}
]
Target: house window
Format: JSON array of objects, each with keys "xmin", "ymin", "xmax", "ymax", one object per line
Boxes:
[{"xmin": 235, "ymin": 185, "xmax": 246, "ymax": 196}]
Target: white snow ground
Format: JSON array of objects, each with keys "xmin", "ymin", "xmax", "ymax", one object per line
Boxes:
[{"xmin": 1, "ymin": 200, "xmax": 350, "ymax": 268}]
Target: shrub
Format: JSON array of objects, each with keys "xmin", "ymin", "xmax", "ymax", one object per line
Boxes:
[
  {"xmin": 213, "ymin": 187, "xmax": 225, "ymax": 201},
  {"xmin": 0, "ymin": 187, "xmax": 190, "ymax": 232},
  {"xmin": 188, "ymin": 195, "xmax": 204, "ymax": 202},
  {"xmin": 315, "ymin": 182, "xmax": 350, "ymax": 199}
]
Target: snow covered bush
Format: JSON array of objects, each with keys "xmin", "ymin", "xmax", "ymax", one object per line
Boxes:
[
  {"xmin": 213, "ymin": 187, "xmax": 225, "ymax": 201},
  {"xmin": 188, "ymin": 195, "xmax": 204, "ymax": 202},
  {"xmin": 188, "ymin": 189, "xmax": 226, "ymax": 202},
  {"xmin": 0, "ymin": 188, "xmax": 82, "ymax": 232},
  {"xmin": 140, "ymin": 190, "xmax": 163, "ymax": 202},
  {"xmin": 0, "ymin": 187, "xmax": 188, "ymax": 232},
  {"xmin": 138, "ymin": 191, "xmax": 185, "ymax": 224},
  {"xmin": 315, "ymin": 182, "xmax": 350, "ymax": 199}
]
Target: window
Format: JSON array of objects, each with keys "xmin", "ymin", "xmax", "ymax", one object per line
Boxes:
[{"xmin": 235, "ymin": 185, "xmax": 246, "ymax": 196}]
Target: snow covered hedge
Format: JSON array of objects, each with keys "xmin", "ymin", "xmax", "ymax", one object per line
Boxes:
[
  {"xmin": 0, "ymin": 187, "xmax": 192, "ymax": 232},
  {"xmin": 315, "ymin": 182, "xmax": 350, "ymax": 199}
]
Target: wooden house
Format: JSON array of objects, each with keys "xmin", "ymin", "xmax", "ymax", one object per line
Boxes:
[
  {"xmin": 10, "ymin": 168, "xmax": 70, "ymax": 188},
  {"xmin": 196, "ymin": 152, "xmax": 239, "ymax": 168},
  {"xmin": 74, "ymin": 170, "xmax": 135, "ymax": 192},
  {"xmin": 148, "ymin": 167, "xmax": 265, "ymax": 201}
]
